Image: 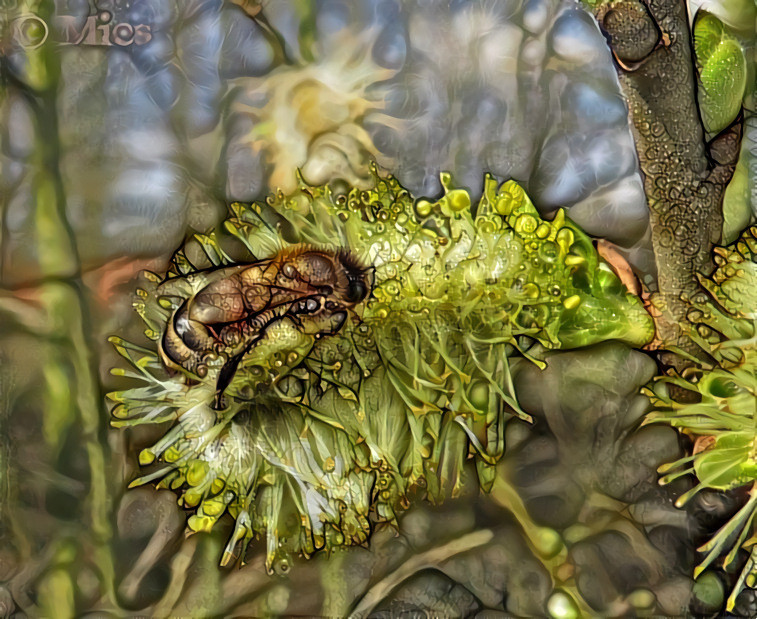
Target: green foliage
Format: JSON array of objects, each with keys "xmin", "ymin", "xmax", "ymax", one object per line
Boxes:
[
  {"xmin": 647, "ymin": 226, "xmax": 757, "ymax": 611},
  {"xmin": 694, "ymin": 11, "xmax": 747, "ymax": 136},
  {"xmin": 722, "ymin": 140, "xmax": 753, "ymax": 244},
  {"xmin": 691, "ymin": 0, "xmax": 757, "ymax": 38},
  {"xmin": 109, "ymin": 166, "xmax": 652, "ymax": 572}
]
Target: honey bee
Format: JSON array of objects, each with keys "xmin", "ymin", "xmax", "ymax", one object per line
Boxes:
[{"xmin": 159, "ymin": 245, "xmax": 371, "ymax": 404}]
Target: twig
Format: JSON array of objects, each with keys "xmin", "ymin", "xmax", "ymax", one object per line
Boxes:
[{"xmin": 348, "ymin": 529, "xmax": 494, "ymax": 618}]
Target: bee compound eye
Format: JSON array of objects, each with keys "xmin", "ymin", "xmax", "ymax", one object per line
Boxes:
[
  {"xmin": 346, "ymin": 280, "xmax": 368, "ymax": 303},
  {"xmin": 301, "ymin": 252, "xmax": 336, "ymax": 283}
]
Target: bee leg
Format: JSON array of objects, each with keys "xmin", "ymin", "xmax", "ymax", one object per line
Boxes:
[
  {"xmin": 213, "ymin": 335, "xmax": 262, "ymax": 409},
  {"xmin": 214, "ymin": 353, "xmax": 243, "ymax": 409}
]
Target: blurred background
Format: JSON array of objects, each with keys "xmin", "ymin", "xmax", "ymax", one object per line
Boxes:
[{"xmin": 0, "ymin": 0, "xmax": 733, "ymax": 615}]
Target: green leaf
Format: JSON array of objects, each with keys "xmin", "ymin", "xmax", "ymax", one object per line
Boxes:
[
  {"xmin": 692, "ymin": 0, "xmax": 757, "ymax": 37},
  {"xmin": 694, "ymin": 432, "xmax": 754, "ymax": 490},
  {"xmin": 694, "ymin": 12, "xmax": 724, "ymax": 67},
  {"xmin": 694, "ymin": 12, "xmax": 747, "ymax": 135},
  {"xmin": 722, "ymin": 148, "xmax": 752, "ymax": 244}
]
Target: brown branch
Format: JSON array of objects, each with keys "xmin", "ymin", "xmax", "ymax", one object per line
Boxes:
[{"xmin": 591, "ymin": 0, "xmax": 742, "ymax": 368}]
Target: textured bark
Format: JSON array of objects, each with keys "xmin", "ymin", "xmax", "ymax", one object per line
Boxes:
[{"xmin": 591, "ymin": 0, "xmax": 741, "ymax": 364}]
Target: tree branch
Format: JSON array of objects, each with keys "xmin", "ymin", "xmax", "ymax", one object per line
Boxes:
[{"xmin": 591, "ymin": 0, "xmax": 742, "ymax": 366}]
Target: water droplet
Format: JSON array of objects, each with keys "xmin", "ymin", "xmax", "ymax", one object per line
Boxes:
[{"xmin": 415, "ymin": 200, "xmax": 432, "ymax": 217}]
